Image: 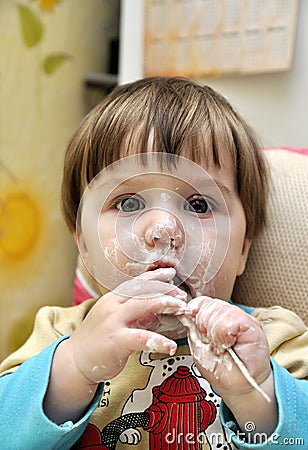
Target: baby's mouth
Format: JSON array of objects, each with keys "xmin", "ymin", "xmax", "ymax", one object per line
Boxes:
[{"xmin": 147, "ymin": 262, "xmax": 192, "ymax": 301}]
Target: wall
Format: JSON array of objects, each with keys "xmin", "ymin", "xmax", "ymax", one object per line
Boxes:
[
  {"xmin": 119, "ymin": 0, "xmax": 308, "ymax": 147},
  {"xmin": 0, "ymin": 0, "xmax": 116, "ymax": 359}
]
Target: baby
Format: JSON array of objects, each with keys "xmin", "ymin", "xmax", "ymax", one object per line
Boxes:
[{"xmin": 1, "ymin": 77, "xmax": 307, "ymax": 450}]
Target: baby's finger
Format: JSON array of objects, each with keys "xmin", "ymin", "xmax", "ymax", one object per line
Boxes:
[
  {"xmin": 191, "ymin": 299, "xmax": 259, "ymax": 351},
  {"xmin": 185, "ymin": 296, "xmax": 212, "ymax": 316},
  {"xmin": 137, "ymin": 267, "xmax": 176, "ymax": 282},
  {"xmin": 115, "ymin": 269, "xmax": 187, "ymax": 301},
  {"xmin": 122, "ymin": 295, "xmax": 187, "ymax": 323},
  {"xmin": 121, "ymin": 328, "xmax": 177, "ymax": 356}
]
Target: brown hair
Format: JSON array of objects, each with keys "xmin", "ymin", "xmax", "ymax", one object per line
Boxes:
[{"xmin": 61, "ymin": 76, "xmax": 269, "ymax": 240}]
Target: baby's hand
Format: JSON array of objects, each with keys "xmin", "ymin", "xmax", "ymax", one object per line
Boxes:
[
  {"xmin": 67, "ymin": 268, "xmax": 186, "ymax": 383},
  {"xmin": 182, "ymin": 297, "xmax": 271, "ymax": 400}
]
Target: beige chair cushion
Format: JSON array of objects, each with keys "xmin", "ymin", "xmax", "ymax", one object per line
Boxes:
[{"xmin": 233, "ymin": 148, "xmax": 308, "ymax": 324}]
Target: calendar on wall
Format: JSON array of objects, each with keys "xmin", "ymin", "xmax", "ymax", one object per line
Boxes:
[{"xmin": 144, "ymin": 0, "xmax": 299, "ymax": 77}]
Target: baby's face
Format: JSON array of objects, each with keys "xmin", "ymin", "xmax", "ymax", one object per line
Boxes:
[{"xmin": 78, "ymin": 153, "xmax": 250, "ymax": 334}]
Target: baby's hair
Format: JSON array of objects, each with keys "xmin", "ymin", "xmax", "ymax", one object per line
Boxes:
[{"xmin": 61, "ymin": 76, "xmax": 269, "ymax": 240}]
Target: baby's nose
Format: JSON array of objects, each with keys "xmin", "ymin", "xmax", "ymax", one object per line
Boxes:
[{"xmin": 144, "ymin": 210, "xmax": 185, "ymax": 249}]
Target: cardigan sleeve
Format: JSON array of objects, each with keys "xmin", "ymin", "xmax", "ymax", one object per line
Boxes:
[
  {"xmin": 0, "ymin": 335, "xmax": 104, "ymax": 450},
  {"xmin": 220, "ymin": 358, "xmax": 308, "ymax": 449}
]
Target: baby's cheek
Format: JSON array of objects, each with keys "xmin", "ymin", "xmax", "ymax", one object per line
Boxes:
[
  {"xmin": 103, "ymin": 239, "xmax": 144, "ymax": 276},
  {"xmin": 184, "ymin": 241, "xmax": 217, "ymax": 297}
]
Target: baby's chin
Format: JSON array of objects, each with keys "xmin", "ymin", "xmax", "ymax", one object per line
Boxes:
[{"xmin": 135, "ymin": 313, "xmax": 187, "ymax": 340}]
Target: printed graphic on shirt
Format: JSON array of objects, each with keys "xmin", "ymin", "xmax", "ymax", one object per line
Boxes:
[{"xmin": 75, "ymin": 351, "xmax": 234, "ymax": 449}]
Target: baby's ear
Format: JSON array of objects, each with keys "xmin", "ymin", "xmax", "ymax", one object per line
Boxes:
[
  {"xmin": 237, "ymin": 237, "xmax": 252, "ymax": 276},
  {"xmin": 74, "ymin": 230, "xmax": 90, "ymax": 262},
  {"xmin": 73, "ymin": 230, "xmax": 86, "ymax": 252}
]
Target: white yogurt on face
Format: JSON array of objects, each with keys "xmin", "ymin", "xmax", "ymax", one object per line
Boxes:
[{"xmin": 160, "ymin": 191, "xmax": 171, "ymax": 202}]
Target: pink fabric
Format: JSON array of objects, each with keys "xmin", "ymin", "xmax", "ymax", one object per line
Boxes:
[
  {"xmin": 73, "ymin": 276, "xmax": 93, "ymax": 306},
  {"xmin": 264, "ymin": 146, "xmax": 308, "ymax": 155}
]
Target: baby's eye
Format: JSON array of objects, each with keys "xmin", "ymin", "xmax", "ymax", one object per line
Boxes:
[
  {"xmin": 115, "ymin": 196, "xmax": 145, "ymax": 212},
  {"xmin": 184, "ymin": 196, "xmax": 213, "ymax": 214}
]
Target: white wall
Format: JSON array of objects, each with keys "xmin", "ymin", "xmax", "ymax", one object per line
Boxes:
[{"xmin": 119, "ymin": 0, "xmax": 308, "ymax": 147}]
